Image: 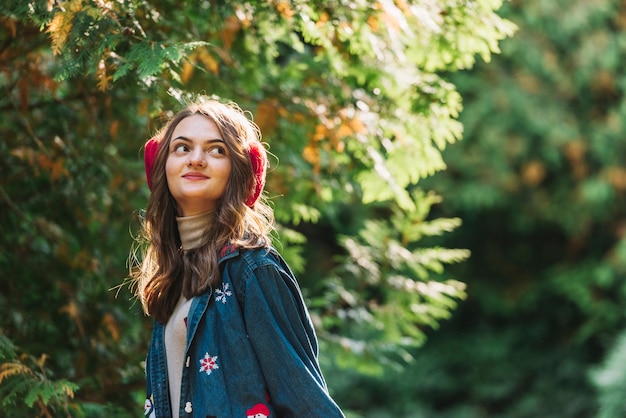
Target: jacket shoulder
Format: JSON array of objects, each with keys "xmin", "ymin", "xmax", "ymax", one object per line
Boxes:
[{"xmin": 221, "ymin": 246, "xmax": 296, "ymax": 299}]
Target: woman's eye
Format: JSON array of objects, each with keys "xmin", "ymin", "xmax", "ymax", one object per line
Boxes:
[
  {"xmin": 208, "ymin": 145, "xmax": 227, "ymax": 155},
  {"xmin": 173, "ymin": 143, "xmax": 189, "ymax": 153}
]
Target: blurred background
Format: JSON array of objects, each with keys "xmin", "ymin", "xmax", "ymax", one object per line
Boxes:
[{"xmin": 1, "ymin": 1, "xmax": 626, "ymax": 417}]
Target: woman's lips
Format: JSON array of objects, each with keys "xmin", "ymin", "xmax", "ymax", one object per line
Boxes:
[{"xmin": 182, "ymin": 172, "xmax": 209, "ymax": 180}]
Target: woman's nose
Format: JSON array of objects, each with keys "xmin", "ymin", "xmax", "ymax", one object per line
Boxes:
[{"xmin": 188, "ymin": 148, "xmax": 206, "ymax": 166}]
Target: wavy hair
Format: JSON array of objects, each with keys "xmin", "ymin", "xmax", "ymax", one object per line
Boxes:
[{"xmin": 132, "ymin": 99, "xmax": 274, "ymax": 323}]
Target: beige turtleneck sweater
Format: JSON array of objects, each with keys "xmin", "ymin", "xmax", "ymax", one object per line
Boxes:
[{"xmin": 165, "ymin": 210, "xmax": 213, "ymax": 416}]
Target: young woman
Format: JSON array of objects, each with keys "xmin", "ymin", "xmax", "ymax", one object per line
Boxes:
[{"xmin": 133, "ymin": 98, "xmax": 345, "ymax": 418}]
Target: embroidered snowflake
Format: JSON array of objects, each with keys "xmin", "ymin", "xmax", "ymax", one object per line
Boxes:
[
  {"xmin": 215, "ymin": 282, "xmax": 232, "ymax": 304},
  {"xmin": 199, "ymin": 352, "xmax": 219, "ymax": 375}
]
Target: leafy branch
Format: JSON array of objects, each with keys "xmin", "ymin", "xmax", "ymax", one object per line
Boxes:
[{"xmin": 0, "ymin": 333, "xmax": 78, "ymax": 417}]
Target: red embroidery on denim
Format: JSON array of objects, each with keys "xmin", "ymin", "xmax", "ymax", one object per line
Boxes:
[
  {"xmin": 199, "ymin": 353, "xmax": 219, "ymax": 375},
  {"xmin": 246, "ymin": 403, "xmax": 270, "ymax": 417}
]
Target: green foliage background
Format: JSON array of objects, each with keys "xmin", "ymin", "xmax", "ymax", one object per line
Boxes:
[
  {"xmin": 356, "ymin": 0, "xmax": 626, "ymax": 416},
  {"xmin": 3, "ymin": 0, "xmax": 625, "ymax": 417}
]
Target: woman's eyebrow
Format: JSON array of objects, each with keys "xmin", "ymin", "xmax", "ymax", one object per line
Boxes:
[{"xmin": 172, "ymin": 136, "xmax": 224, "ymax": 143}]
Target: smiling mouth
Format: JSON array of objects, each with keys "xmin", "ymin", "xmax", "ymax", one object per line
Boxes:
[{"xmin": 183, "ymin": 173, "xmax": 209, "ymax": 180}]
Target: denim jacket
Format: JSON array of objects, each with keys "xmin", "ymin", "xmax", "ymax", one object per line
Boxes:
[{"xmin": 144, "ymin": 245, "xmax": 345, "ymax": 418}]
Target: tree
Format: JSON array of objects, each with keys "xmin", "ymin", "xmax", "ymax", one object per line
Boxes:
[
  {"xmin": 0, "ymin": 1, "xmax": 514, "ymax": 415},
  {"xmin": 370, "ymin": 0, "xmax": 626, "ymax": 416}
]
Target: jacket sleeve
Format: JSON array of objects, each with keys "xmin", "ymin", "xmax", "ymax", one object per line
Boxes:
[{"xmin": 241, "ymin": 252, "xmax": 345, "ymax": 418}]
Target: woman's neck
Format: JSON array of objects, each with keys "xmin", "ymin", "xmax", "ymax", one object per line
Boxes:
[{"xmin": 176, "ymin": 210, "xmax": 214, "ymax": 251}]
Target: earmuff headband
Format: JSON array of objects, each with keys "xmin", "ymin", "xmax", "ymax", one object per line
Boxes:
[{"xmin": 143, "ymin": 136, "xmax": 267, "ymax": 208}]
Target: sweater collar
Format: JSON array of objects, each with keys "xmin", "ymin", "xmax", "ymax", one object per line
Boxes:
[{"xmin": 176, "ymin": 210, "xmax": 214, "ymax": 251}]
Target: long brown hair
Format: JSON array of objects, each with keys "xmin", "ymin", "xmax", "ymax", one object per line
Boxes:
[{"xmin": 132, "ymin": 99, "xmax": 274, "ymax": 323}]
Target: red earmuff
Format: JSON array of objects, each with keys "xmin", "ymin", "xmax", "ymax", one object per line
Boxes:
[
  {"xmin": 144, "ymin": 136, "xmax": 159, "ymax": 191},
  {"xmin": 245, "ymin": 140, "xmax": 267, "ymax": 207}
]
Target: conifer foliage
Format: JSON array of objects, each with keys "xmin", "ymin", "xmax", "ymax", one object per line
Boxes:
[{"xmin": 380, "ymin": 0, "xmax": 626, "ymax": 416}]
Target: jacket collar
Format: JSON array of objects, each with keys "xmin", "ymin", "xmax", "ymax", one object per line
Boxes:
[{"xmin": 218, "ymin": 243, "xmax": 240, "ymax": 264}]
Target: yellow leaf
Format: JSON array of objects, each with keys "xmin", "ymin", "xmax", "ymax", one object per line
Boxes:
[
  {"xmin": 47, "ymin": 0, "xmax": 84, "ymax": 55},
  {"xmin": 60, "ymin": 301, "xmax": 85, "ymax": 337},
  {"xmin": 336, "ymin": 122, "xmax": 353, "ymax": 139},
  {"xmin": 109, "ymin": 120, "xmax": 120, "ymax": 140},
  {"xmin": 606, "ymin": 167, "xmax": 626, "ymax": 191},
  {"xmin": 37, "ymin": 154, "xmax": 68, "ymax": 181},
  {"xmin": 197, "ymin": 48, "xmax": 220, "ymax": 74},
  {"xmin": 348, "ymin": 117, "xmax": 366, "ymax": 134},
  {"xmin": 521, "ymin": 160, "xmax": 546, "ymax": 186},
  {"xmin": 316, "ymin": 11, "xmax": 329, "ymax": 26},
  {"xmin": 34, "ymin": 353, "xmax": 49, "ymax": 370},
  {"xmin": 275, "ymin": 2, "xmax": 295, "ymax": 18},
  {"xmin": 181, "ymin": 59, "xmax": 195, "ymax": 84},
  {"xmin": 47, "ymin": 8, "xmax": 74, "ymax": 55},
  {"xmin": 312, "ymin": 124, "xmax": 327, "ymax": 142},
  {"xmin": 0, "ymin": 362, "xmax": 33, "ymax": 384},
  {"xmin": 62, "ymin": 383, "xmax": 76, "ymax": 398},
  {"xmin": 66, "ymin": 0, "xmax": 83, "ymax": 13},
  {"xmin": 367, "ymin": 15, "xmax": 379, "ymax": 32},
  {"xmin": 10, "ymin": 147, "xmax": 36, "ymax": 163},
  {"xmin": 302, "ymin": 144, "xmax": 320, "ymax": 172},
  {"xmin": 220, "ymin": 15, "xmax": 240, "ymax": 49},
  {"xmin": 96, "ymin": 58, "xmax": 112, "ymax": 91}
]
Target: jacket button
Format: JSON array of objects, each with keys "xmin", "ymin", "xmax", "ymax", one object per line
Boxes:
[{"xmin": 184, "ymin": 401, "xmax": 192, "ymax": 413}]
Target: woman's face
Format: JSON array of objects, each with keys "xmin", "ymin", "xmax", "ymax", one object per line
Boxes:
[{"xmin": 165, "ymin": 114, "xmax": 232, "ymax": 216}]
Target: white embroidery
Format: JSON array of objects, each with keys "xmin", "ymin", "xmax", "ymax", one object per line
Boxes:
[
  {"xmin": 199, "ymin": 352, "xmax": 219, "ymax": 375},
  {"xmin": 215, "ymin": 282, "xmax": 233, "ymax": 304}
]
